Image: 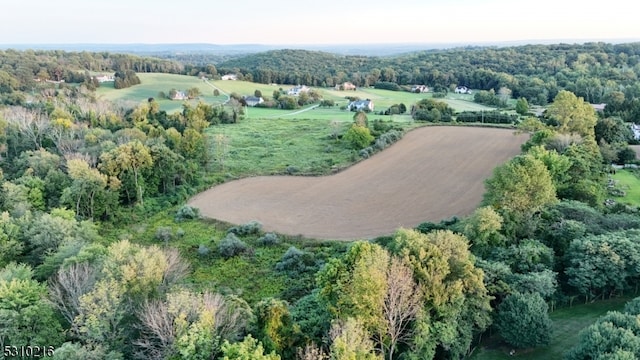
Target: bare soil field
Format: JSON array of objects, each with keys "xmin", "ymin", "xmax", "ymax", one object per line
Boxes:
[{"xmin": 189, "ymin": 126, "xmax": 528, "ymax": 240}]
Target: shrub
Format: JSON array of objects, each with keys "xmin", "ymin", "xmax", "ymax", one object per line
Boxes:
[
  {"xmin": 275, "ymin": 246, "xmax": 320, "ymax": 276},
  {"xmin": 155, "ymin": 226, "xmax": 173, "ymax": 245},
  {"xmin": 198, "ymin": 244, "xmax": 210, "ymax": 256},
  {"xmin": 258, "ymin": 233, "xmax": 280, "ymax": 246},
  {"xmin": 176, "ymin": 228, "xmax": 185, "ymax": 237},
  {"xmin": 343, "ymin": 124, "xmax": 374, "ymax": 150},
  {"xmin": 227, "ymin": 220, "xmax": 263, "ymax": 236},
  {"xmin": 374, "ymin": 81, "xmax": 401, "ymax": 91},
  {"xmin": 218, "ymin": 233, "xmax": 252, "ymax": 259},
  {"xmin": 175, "ymin": 205, "xmax": 200, "ymax": 221}
]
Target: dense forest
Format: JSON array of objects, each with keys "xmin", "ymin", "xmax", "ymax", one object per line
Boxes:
[
  {"xmin": 1, "ymin": 43, "xmax": 640, "ymax": 359},
  {"xmin": 216, "ymin": 43, "xmax": 640, "ymax": 121}
]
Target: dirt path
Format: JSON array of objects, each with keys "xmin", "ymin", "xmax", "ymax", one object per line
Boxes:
[
  {"xmin": 189, "ymin": 126, "xmax": 528, "ymax": 240},
  {"xmin": 265, "ymin": 104, "xmax": 320, "ymax": 118}
]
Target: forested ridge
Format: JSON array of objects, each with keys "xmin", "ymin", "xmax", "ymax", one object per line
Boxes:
[
  {"xmin": 2, "ymin": 43, "xmax": 640, "ymax": 359},
  {"xmin": 217, "ymin": 43, "xmax": 640, "ymax": 120}
]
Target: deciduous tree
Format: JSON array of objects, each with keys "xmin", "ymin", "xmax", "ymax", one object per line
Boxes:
[
  {"xmin": 546, "ymin": 90, "xmax": 597, "ymax": 138},
  {"xmin": 99, "ymin": 140, "xmax": 153, "ymax": 205},
  {"xmin": 495, "ymin": 292, "xmax": 552, "ymax": 348}
]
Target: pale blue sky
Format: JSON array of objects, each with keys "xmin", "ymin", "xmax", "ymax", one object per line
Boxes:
[{"xmin": 0, "ymin": 0, "xmax": 637, "ymax": 45}]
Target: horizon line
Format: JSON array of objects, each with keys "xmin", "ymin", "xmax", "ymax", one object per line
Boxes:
[{"xmin": 2, "ymin": 37, "xmax": 640, "ymax": 47}]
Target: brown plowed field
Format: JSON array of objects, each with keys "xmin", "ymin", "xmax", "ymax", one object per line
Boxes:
[{"xmin": 189, "ymin": 126, "xmax": 528, "ymax": 240}]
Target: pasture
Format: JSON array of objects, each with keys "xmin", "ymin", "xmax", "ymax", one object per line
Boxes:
[
  {"xmin": 190, "ymin": 126, "xmax": 528, "ymax": 240},
  {"xmin": 97, "ymin": 74, "xmax": 498, "ymax": 116},
  {"xmin": 96, "ymin": 73, "xmax": 227, "ymax": 112}
]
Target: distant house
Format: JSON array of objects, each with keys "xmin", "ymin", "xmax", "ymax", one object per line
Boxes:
[
  {"xmin": 243, "ymin": 96, "xmax": 264, "ymax": 107},
  {"xmin": 631, "ymin": 124, "xmax": 640, "ymax": 140},
  {"xmin": 287, "ymin": 85, "xmax": 310, "ymax": 96},
  {"xmin": 347, "ymin": 99, "xmax": 374, "ymax": 112},
  {"xmin": 335, "ymin": 82, "xmax": 357, "ymax": 91},
  {"xmin": 170, "ymin": 91, "xmax": 188, "ymax": 100},
  {"xmin": 455, "ymin": 86, "xmax": 472, "ymax": 94},
  {"xmin": 221, "ymin": 74, "xmax": 238, "ymax": 81},
  {"xmin": 411, "ymin": 85, "xmax": 428, "ymax": 93},
  {"xmin": 591, "ymin": 103, "xmax": 607, "ymax": 112},
  {"xmin": 94, "ymin": 74, "xmax": 115, "ymax": 83}
]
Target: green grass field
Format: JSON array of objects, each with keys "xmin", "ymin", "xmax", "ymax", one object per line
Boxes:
[
  {"xmin": 471, "ymin": 296, "xmax": 632, "ymax": 360},
  {"xmin": 209, "ymin": 80, "xmax": 496, "ymax": 113},
  {"xmin": 96, "ymin": 73, "xmax": 227, "ymax": 112},
  {"xmin": 207, "ymin": 117, "xmax": 357, "ymax": 177},
  {"xmin": 611, "ymin": 169, "xmax": 640, "ymax": 206},
  {"xmin": 98, "ymin": 75, "xmax": 498, "ymax": 116}
]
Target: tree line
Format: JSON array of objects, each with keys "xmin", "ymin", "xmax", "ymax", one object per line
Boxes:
[{"xmin": 214, "ymin": 43, "xmax": 640, "ymax": 121}]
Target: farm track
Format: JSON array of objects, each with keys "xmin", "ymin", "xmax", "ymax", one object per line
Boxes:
[{"xmin": 189, "ymin": 126, "xmax": 528, "ymax": 240}]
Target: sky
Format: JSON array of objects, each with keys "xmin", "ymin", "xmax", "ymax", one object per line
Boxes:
[{"xmin": 0, "ymin": 0, "xmax": 637, "ymax": 45}]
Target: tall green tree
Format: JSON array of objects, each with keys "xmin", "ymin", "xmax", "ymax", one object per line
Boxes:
[
  {"xmin": 515, "ymin": 97, "xmax": 529, "ymax": 115},
  {"xmin": 328, "ymin": 318, "xmax": 381, "ymax": 360},
  {"xmin": 546, "ymin": 90, "xmax": 597, "ymax": 139},
  {"xmin": 483, "ymin": 154, "xmax": 557, "ymax": 237},
  {"xmin": 99, "ymin": 140, "xmax": 153, "ymax": 205},
  {"xmin": 0, "ymin": 270, "xmax": 64, "ymax": 354},
  {"xmin": 317, "ymin": 242, "xmax": 389, "ymax": 335},
  {"xmin": 567, "ymin": 310, "xmax": 640, "ymax": 360},
  {"xmin": 389, "ymin": 229, "xmax": 492, "ymax": 359},
  {"xmin": 495, "ymin": 292, "xmax": 552, "ymax": 349}
]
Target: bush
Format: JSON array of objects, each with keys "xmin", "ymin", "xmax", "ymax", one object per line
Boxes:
[
  {"xmin": 373, "ymin": 81, "xmax": 401, "ymax": 91},
  {"xmin": 155, "ymin": 226, "xmax": 173, "ymax": 245},
  {"xmin": 227, "ymin": 220, "xmax": 263, "ymax": 236},
  {"xmin": 456, "ymin": 111, "xmax": 518, "ymax": 124},
  {"xmin": 198, "ymin": 244, "xmax": 210, "ymax": 256},
  {"xmin": 218, "ymin": 233, "xmax": 252, "ymax": 259},
  {"xmin": 343, "ymin": 124, "xmax": 374, "ymax": 150},
  {"xmin": 175, "ymin": 205, "xmax": 200, "ymax": 221},
  {"xmin": 275, "ymin": 246, "xmax": 320, "ymax": 275},
  {"xmin": 258, "ymin": 233, "xmax": 280, "ymax": 246}
]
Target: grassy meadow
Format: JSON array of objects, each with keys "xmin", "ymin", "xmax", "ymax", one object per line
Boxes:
[
  {"xmin": 97, "ymin": 73, "xmax": 497, "ymax": 115},
  {"xmin": 206, "ymin": 115, "xmax": 420, "ymax": 178},
  {"xmin": 96, "ymin": 73, "xmax": 228, "ymax": 112}
]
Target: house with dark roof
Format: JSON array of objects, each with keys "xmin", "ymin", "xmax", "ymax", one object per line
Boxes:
[
  {"xmin": 347, "ymin": 99, "xmax": 374, "ymax": 112},
  {"xmin": 243, "ymin": 96, "xmax": 264, "ymax": 107}
]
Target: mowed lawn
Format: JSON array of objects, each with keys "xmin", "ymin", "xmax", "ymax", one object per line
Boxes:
[
  {"xmin": 96, "ymin": 73, "xmax": 227, "ymax": 112},
  {"xmin": 611, "ymin": 169, "xmax": 640, "ymax": 206},
  {"xmin": 471, "ymin": 297, "xmax": 631, "ymax": 360}
]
